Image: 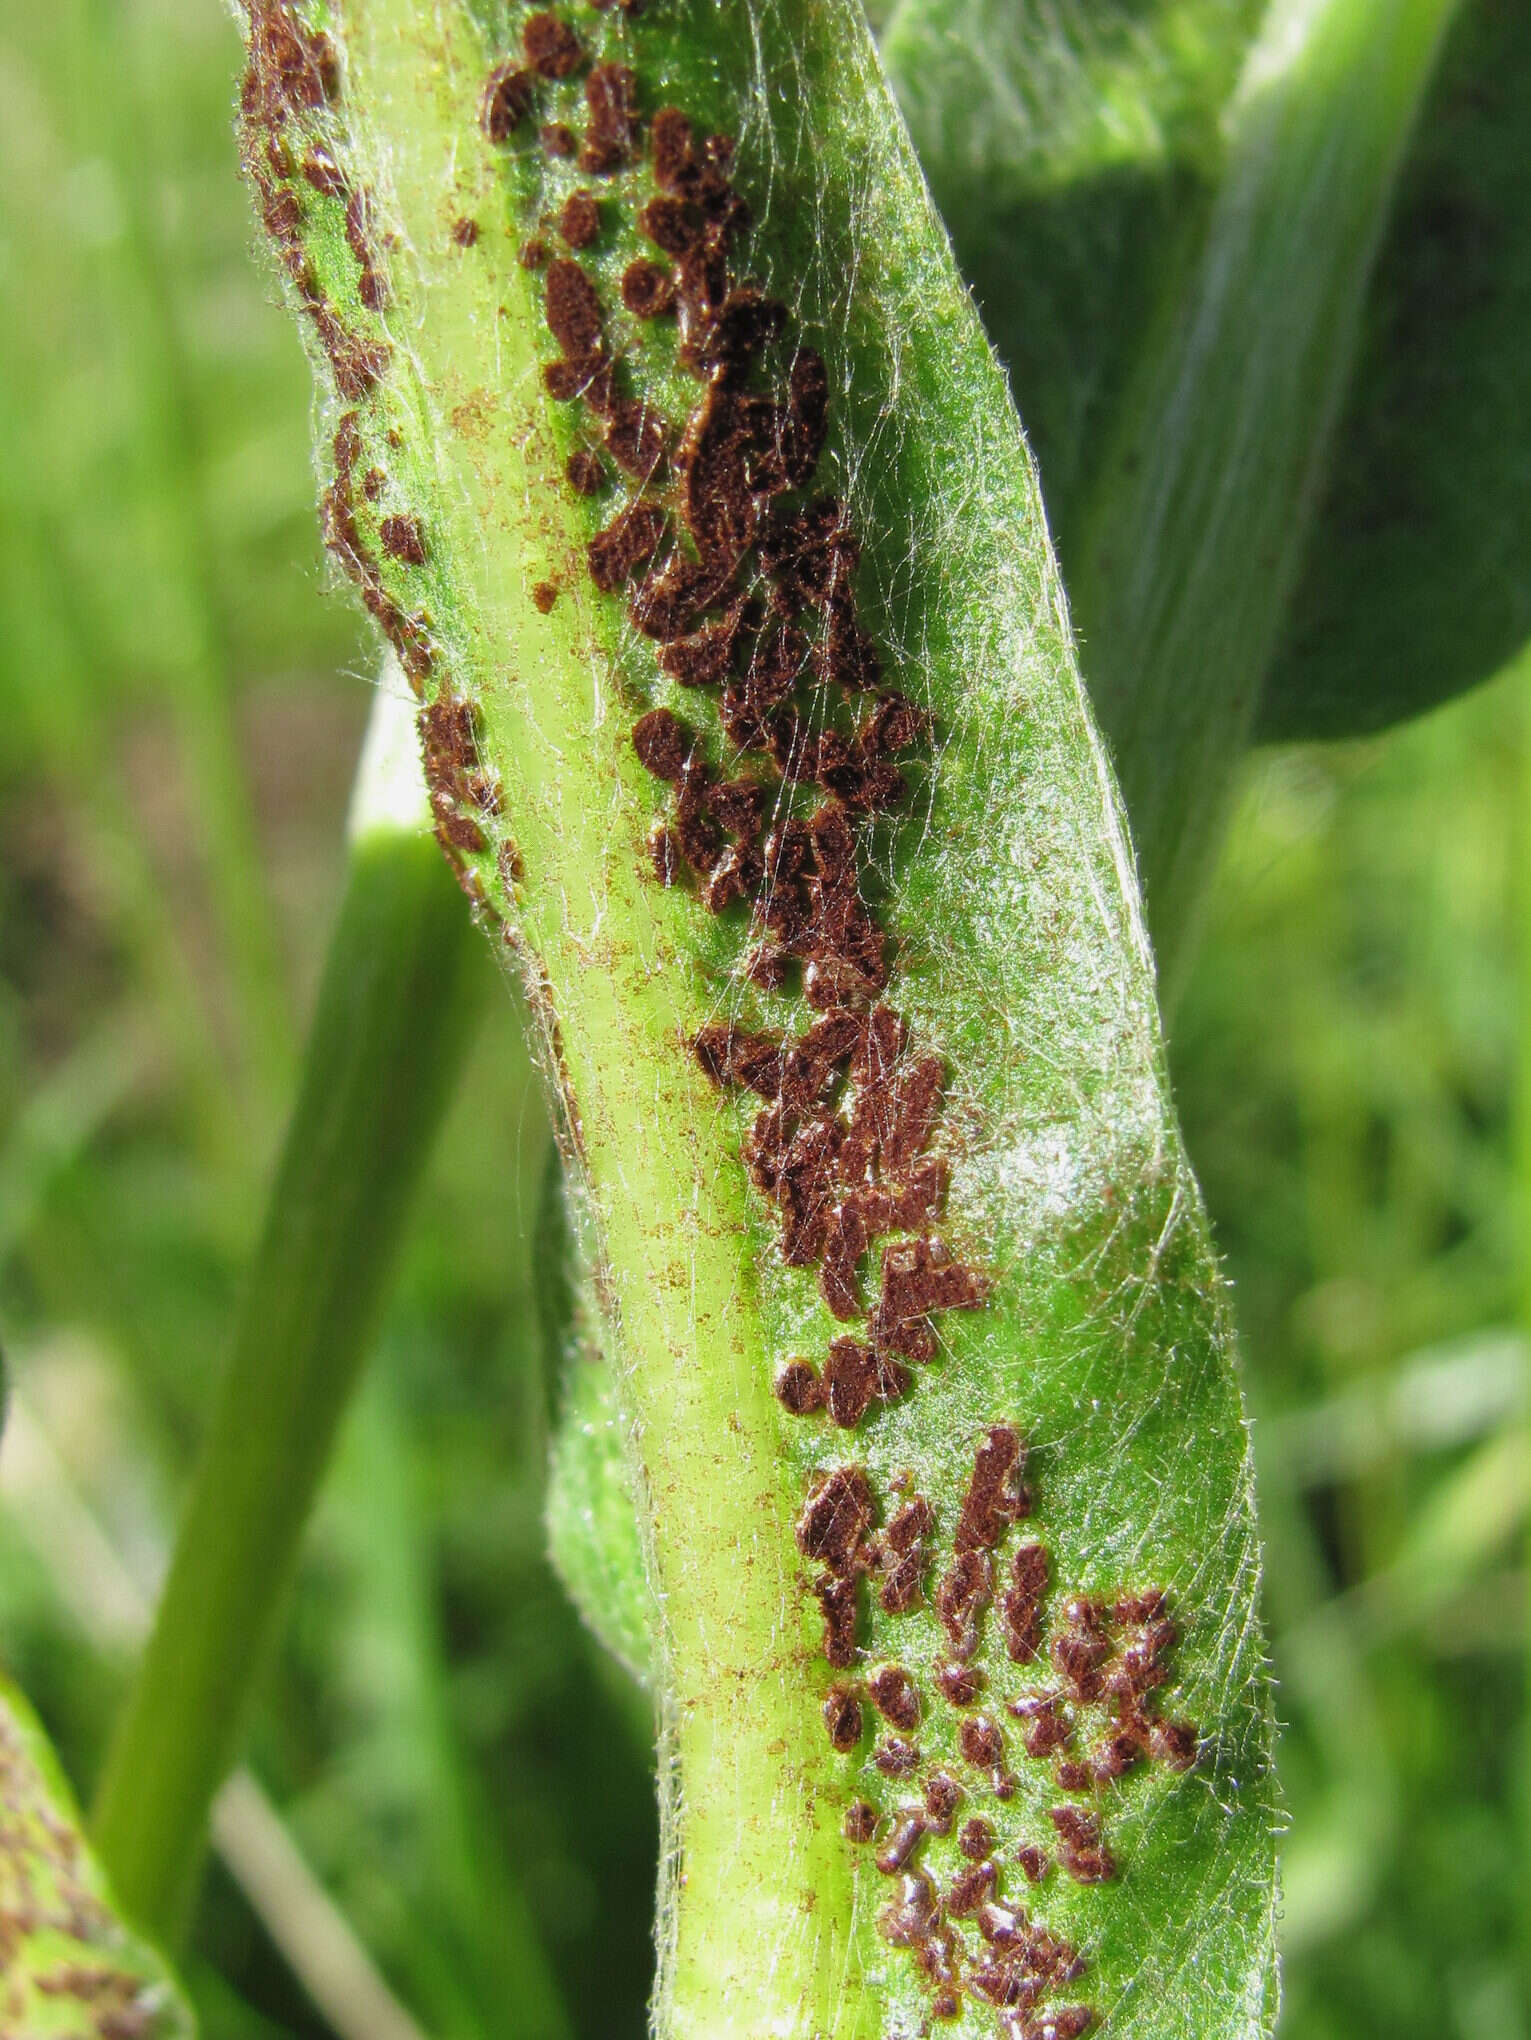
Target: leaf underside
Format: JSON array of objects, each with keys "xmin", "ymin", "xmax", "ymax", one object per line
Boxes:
[{"xmin": 233, "ymin": 1, "xmax": 1278, "ymax": 2033}]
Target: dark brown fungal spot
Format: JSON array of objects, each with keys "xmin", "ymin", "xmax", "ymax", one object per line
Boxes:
[
  {"xmin": 622, "ymin": 257, "xmax": 677, "ymax": 318},
  {"xmin": 1010, "ymin": 1694, "xmax": 1071, "ymax": 1761},
  {"xmin": 1149, "ymin": 1719, "xmax": 1199, "ymax": 1771},
  {"xmin": 959, "ymin": 1817, "xmax": 995, "ymax": 1862},
  {"xmin": 923, "ymin": 1773, "xmax": 960, "ymax": 1834},
  {"xmin": 813, "ymin": 1573, "xmax": 859, "ymax": 1668},
  {"xmin": 343, "ymin": 187, "xmax": 376, "ymax": 266},
  {"xmin": 774, "ymin": 1359, "xmax": 824, "ymax": 1415},
  {"xmin": 958, "ymin": 1716, "xmax": 1004, "ymax": 1772},
  {"xmin": 875, "ymin": 1495, "xmax": 934, "ymax": 1615},
  {"xmin": 822, "ymin": 1686, "xmax": 863, "ymax": 1752},
  {"xmin": 559, "ymin": 189, "xmax": 601, "ymax": 249},
  {"xmin": 878, "ymin": 1871, "xmax": 939, "ymax": 1946},
  {"xmin": 955, "ymin": 1427, "xmax": 1030, "ymax": 1552},
  {"xmin": 1055, "ymin": 1760, "xmax": 1095, "ymax": 1795},
  {"xmin": 1052, "ymin": 1620, "xmax": 1112, "ymax": 1704},
  {"xmin": 532, "ymin": 581, "xmax": 558, "ymax": 613},
  {"xmin": 795, "ymin": 1466, "xmax": 873, "ymax": 1575},
  {"xmin": 522, "ymin": 10, "xmax": 582, "ymax": 78},
  {"xmin": 301, "ymin": 149, "xmax": 347, "ymax": 198},
  {"xmin": 868, "ymin": 1666, "xmax": 920, "ymax": 1732},
  {"xmin": 935, "ymin": 1547, "xmax": 994, "ymax": 1659},
  {"xmin": 693, "ymin": 1024, "xmax": 781, "ymax": 1096},
  {"xmin": 605, "ymin": 399, "xmax": 667, "ymax": 481},
  {"xmin": 875, "ymin": 1819, "xmax": 928, "ymax": 1879},
  {"xmin": 871, "ymin": 1238, "xmax": 989, "ymax": 1362},
  {"xmin": 1015, "ymin": 1844, "xmax": 1049, "ymax": 1884},
  {"xmin": 936, "ymin": 1661, "xmax": 984, "ymax": 1707},
  {"xmin": 449, "ymin": 214, "xmax": 480, "ymax": 248},
  {"xmin": 648, "ymin": 826, "xmax": 680, "ymax": 886},
  {"xmin": 631, "ymin": 708, "xmax": 693, "ymax": 782},
  {"xmin": 844, "ymin": 1800, "xmax": 878, "ymax": 1844},
  {"xmin": 1048, "ymin": 1808, "xmax": 1116, "ymax": 1885},
  {"xmin": 822, "ymin": 1336, "xmax": 908, "ymax": 1429},
  {"xmin": 544, "ymin": 258, "xmax": 604, "ymax": 357},
  {"xmin": 1003, "ymin": 1541, "xmax": 1049, "ymax": 1664},
  {"xmin": 565, "ymin": 448, "xmax": 606, "ymax": 494},
  {"xmin": 587, "ymin": 502, "xmax": 665, "ymax": 591},
  {"xmin": 946, "ymin": 1860, "xmax": 997, "ymax": 1917},
  {"xmin": 639, "ymin": 194, "xmax": 702, "ymax": 257},
  {"xmin": 1092, "ymin": 1730, "xmax": 1143, "ymax": 1783},
  {"xmin": 481, "ymin": 61, "xmax": 535, "ymax": 140},
  {"xmin": 1034, "ymin": 2012, "xmax": 1097, "ymax": 2040},
  {"xmin": 579, "ymin": 63, "xmax": 639, "ymax": 174},
  {"xmin": 244, "ymin": 1, "xmax": 340, "ymax": 121},
  {"xmin": 362, "ymin": 467, "xmax": 387, "ymax": 502},
  {"xmin": 541, "ymin": 121, "xmax": 577, "ymax": 158},
  {"xmin": 1115, "ymin": 1589, "xmax": 1167, "ymax": 1627},
  {"xmin": 380, "ymin": 514, "xmax": 426, "ymax": 565},
  {"xmin": 520, "ymin": 237, "xmax": 551, "ymax": 270},
  {"xmin": 874, "ymin": 1737, "xmax": 920, "ymax": 1778}
]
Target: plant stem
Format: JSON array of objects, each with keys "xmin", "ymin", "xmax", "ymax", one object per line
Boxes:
[
  {"xmin": 1067, "ymin": 0, "xmax": 1462, "ymax": 989},
  {"xmin": 91, "ymin": 675, "xmax": 485, "ymax": 1941}
]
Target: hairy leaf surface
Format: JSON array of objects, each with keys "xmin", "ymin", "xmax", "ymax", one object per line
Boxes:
[{"xmin": 231, "ymin": 1, "xmax": 1278, "ymax": 2032}]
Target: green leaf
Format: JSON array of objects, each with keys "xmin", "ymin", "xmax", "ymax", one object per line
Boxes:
[
  {"xmin": 0, "ymin": 1672, "xmax": 196, "ymax": 2039},
  {"xmin": 228, "ymin": 2, "xmax": 1278, "ymax": 2033},
  {"xmin": 1258, "ymin": 0, "xmax": 1531, "ymax": 740},
  {"xmin": 887, "ymin": 0, "xmax": 1529, "ymax": 773},
  {"xmin": 889, "ymin": 0, "xmax": 1464, "ymax": 978},
  {"xmin": 881, "ymin": 0, "xmax": 1261, "ymax": 559}
]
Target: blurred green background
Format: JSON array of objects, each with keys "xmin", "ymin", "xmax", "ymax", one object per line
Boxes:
[{"xmin": 0, "ymin": 2, "xmax": 1525, "ymax": 2035}]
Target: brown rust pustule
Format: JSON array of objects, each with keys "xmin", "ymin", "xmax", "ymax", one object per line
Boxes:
[
  {"xmin": 481, "ymin": 61, "xmax": 535, "ymax": 141},
  {"xmin": 522, "ymin": 10, "xmax": 583, "ymax": 78}
]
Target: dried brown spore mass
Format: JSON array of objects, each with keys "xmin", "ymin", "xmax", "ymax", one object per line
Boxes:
[
  {"xmin": 844, "ymin": 1800, "xmax": 878, "ymax": 1844},
  {"xmin": 588, "ymin": 502, "xmax": 666, "ymax": 592},
  {"xmin": 565, "ymin": 448, "xmax": 607, "ymax": 495},
  {"xmin": 822, "ymin": 1686, "xmax": 863, "ymax": 1753},
  {"xmin": 481, "ymin": 61, "xmax": 535, "ymax": 140},
  {"xmin": 379, "ymin": 514, "xmax": 426, "ymax": 564},
  {"xmin": 796, "ymin": 1466, "xmax": 873, "ymax": 1575},
  {"xmin": 559, "ymin": 189, "xmax": 601, "ymax": 249},
  {"xmin": 522, "ymin": 9, "xmax": 582, "ymax": 78},
  {"xmin": 868, "ymin": 1665, "xmax": 920, "ymax": 1733},
  {"xmin": 532, "ymin": 580, "xmax": 559, "ymax": 613},
  {"xmin": 622, "ymin": 257, "xmax": 677, "ymax": 318},
  {"xmin": 580, "ymin": 63, "xmax": 640, "ymax": 174}
]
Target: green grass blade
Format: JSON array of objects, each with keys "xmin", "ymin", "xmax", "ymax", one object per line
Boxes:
[
  {"xmin": 91, "ymin": 680, "xmax": 485, "ymax": 1939},
  {"xmin": 227, "ymin": 1, "xmax": 1280, "ymax": 2031}
]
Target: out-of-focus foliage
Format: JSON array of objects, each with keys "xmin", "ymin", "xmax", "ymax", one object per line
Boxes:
[
  {"xmin": 0, "ymin": 0, "xmax": 1523, "ymax": 2035},
  {"xmin": 1261, "ymin": 0, "xmax": 1531, "ymax": 739},
  {"xmin": 888, "ymin": 0, "xmax": 1531, "ymax": 747}
]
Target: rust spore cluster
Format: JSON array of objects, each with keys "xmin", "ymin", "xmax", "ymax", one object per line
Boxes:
[
  {"xmin": 242, "ymin": 6, "xmax": 1208, "ymax": 2031},
  {"xmin": 242, "ymin": 1, "xmax": 514, "ymax": 877},
  {"xmin": 487, "ymin": 14, "xmax": 1209, "ymax": 2031},
  {"xmin": 792, "ymin": 1428, "xmax": 1199, "ymax": 2028}
]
